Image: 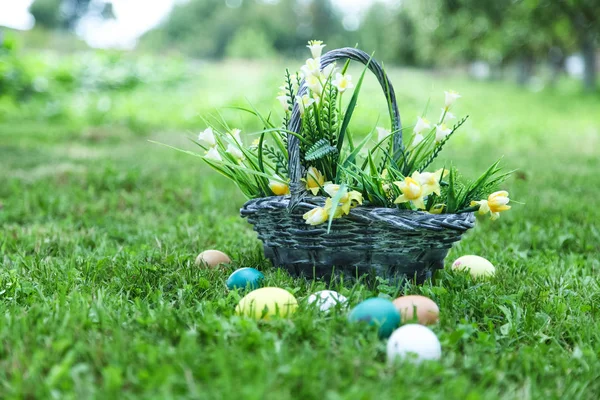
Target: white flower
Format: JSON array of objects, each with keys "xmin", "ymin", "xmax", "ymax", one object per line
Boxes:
[
  {"xmin": 324, "ymin": 183, "xmax": 342, "ymax": 198},
  {"xmin": 376, "ymin": 127, "xmax": 392, "ymax": 143},
  {"xmin": 444, "ymin": 90, "xmax": 461, "ymax": 109},
  {"xmin": 322, "ymin": 63, "xmax": 337, "ymax": 79},
  {"xmin": 301, "ymin": 58, "xmax": 321, "ymax": 78},
  {"xmin": 230, "ymin": 128, "xmax": 242, "ymax": 144},
  {"xmin": 307, "ymin": 40, "xmax": 326, "ymax": 59},
  {"xmin": 413, "ymin": 117, "xmax": 432, "ymax": 135},
  {"xmin": 332, "ymin": 73, "xmax": 354, "ymax": 93},
  {"xmin": 303, "ymin": 207, "xmax": 329, "ymax": 226},
  {"xmin": 440, "ymin": 108, "xmax": 456, "ymax": 121},
  {"xmin": 277, "ymin": 94, "xmax": 289, "ymax": 111},
  {"xmin": 296, "ymin": 94, "xmax": 315, "ymax": 115},
  {"xmin": 198, "ymin": 127, "xmax": 216, "ymax": 147},
  {"xmin": 435, "ymin": 124, "xmax": 452, "ymax": 143},
  {"xmin": 226, "ymin": 143, "xmax": 245, "ymax": 160},
  {"xmin": 305, "ymin": 74, "xmax": 323, "ymax": 96},
  {"xmin": 205, "ymin": 147, "xmax": 222, "ymax": 161},
  {"xmin": 411, "ymin": 133, "xmax": 424, "ymax": 148}
]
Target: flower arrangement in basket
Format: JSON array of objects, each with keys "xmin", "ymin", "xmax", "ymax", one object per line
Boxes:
[{"xmin": 179, "ymin": 42, "xmax": 513, "ymax": 283}]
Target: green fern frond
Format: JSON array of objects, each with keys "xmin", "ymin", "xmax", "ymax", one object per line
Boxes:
[{"xmin": 305, "ymin": 138, "xmax": 338, "ymax": 161}]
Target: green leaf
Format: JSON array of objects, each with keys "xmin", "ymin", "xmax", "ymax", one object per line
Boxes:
[
  {"xmin": 257, "ymin": 132, "xmax": 266, "ymax": 173},
  {"xmin": 327, "ymin": 184, "xmax": 347, "ymax": 234},
  {"xmin": 305, "ymin": 138, "xmax": 337, "ymax": 161},
  {"xmin": 447, "ymin": 167, "xmax": 458, "ymax": 213},
  {"xmin": 337, "ymin": 56, "xmax": 372, "ymax": 154}
]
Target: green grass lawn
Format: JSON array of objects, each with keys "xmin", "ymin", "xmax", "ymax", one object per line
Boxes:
[{"xmin": 1, "ymin": 59, "xmax": 600, "ymax": 399}]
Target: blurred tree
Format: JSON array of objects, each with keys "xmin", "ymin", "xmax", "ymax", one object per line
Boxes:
[
  {"xmin": 60, "ymin": 0, "xmax": 92, "ymax": 29},
  {"xmin": 30, "ymin": 0, "xmax": 114, "ymax": 30},
  {"xmin": 30, "ymin": 0, "xmax": 62, "ymax": 29},
  {"xmin": 226, "ymin": 27, "xmax": 277, "ymax": 59},
  {"xmin": 142, "ymin": 0, "xmax": 307, "ymax": 59},
  {"xmin": 428, "ymin": 0, "xmax": 597, "ymax": 90},
  {"xmin": 532, "ymin": 0, "xmax": 598, "ymax": 91}
]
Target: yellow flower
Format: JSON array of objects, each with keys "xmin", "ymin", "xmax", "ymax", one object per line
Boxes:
[
  {"xmin": 305, "ymin": 167, "xmax": 325, "ymax": 195},
  {"xmin": 344, "ymin": 190, "xmax": 363, "ymax": 213},
  {"xmin": 269, "ymin": 176, "xmax": 290, "ymax": 196},
  {"xmin": 324, "ymin": 190, "xmax": 363, "ymax": 216},
  {"xmin": 393, "ymin": 176, "xmax": 425, "ymax": 209},
  {"xmin": 323, "ymin": 183, "xmax": 342, "ymax": 198},
  {"xmin": 324, "ymin": 198, "xmax": 345, "ymax": 219},
  {"xmin": 415, "ymin": 168, "xmax": 448, "ymax": 197},
  {"xmin": 471, "ymin": 191, "xmax": 511, "ymax": 220},
  {"xmin": 303, "ymin": 207, "xmax": 329, "ymax": 225}
]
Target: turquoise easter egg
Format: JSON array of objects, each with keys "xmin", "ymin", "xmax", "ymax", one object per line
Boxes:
[
  {"xmin": 226, "ymin": 268, "xmax": 264, "ymax": 290},
  {"xmin": 348, "ymin": 298, "xmax": 401, "ymax": 338}
]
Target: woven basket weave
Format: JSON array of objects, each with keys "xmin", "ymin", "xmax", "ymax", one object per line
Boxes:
[{"xmin": 241, "ymin": 48, "xmax": 475, "ymax": 283}]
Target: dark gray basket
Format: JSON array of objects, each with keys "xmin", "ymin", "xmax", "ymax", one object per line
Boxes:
[{"xmin": 241, "ymin": 48, "xmax": 475, "ymax": 283}]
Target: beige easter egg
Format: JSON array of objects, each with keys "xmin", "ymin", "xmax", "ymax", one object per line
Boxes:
[
  {"xmin": 235, "ymin": 287, "xmax": 298, "ymax": 320},
  {"xmin": 393, "ymin": 295, "xmax": 440, "ymax": 325},
  {"xmin": 452, "ymin": 255, "xmax": 495, "ymax": 278},
  {"xmin": 195, "ymin": 250, "xmax": 231, "ymax": 268}
]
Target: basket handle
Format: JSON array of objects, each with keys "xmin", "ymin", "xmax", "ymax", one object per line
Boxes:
[{"xmin": 287, "ymin": 47, "xmax": 403, "ymax": 204}]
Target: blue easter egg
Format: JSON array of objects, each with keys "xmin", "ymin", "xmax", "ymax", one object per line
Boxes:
[
  {"xmin": 348, "ymin": 298, "xmax": 401, "ymax": 338},
  {"xmin": 226, "ymin": 268, "xmax": 264, "ymax": 291}
]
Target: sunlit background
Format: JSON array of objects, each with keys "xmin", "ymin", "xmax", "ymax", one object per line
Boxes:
[{"xmin": 0, "ymin": 0, "xmax": 596, "ymax": 84}]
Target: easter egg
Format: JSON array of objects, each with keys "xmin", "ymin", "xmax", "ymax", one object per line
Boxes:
[
  {"xmin": 348, "ymin": 298, "xmax": 401, "ymax": 338},
  {"xmin": 451, "ymin": 255, "xmax": 495, "ymax": 278},
  {"xmin": 226, "ymin": 268, "xmax": 264, "ymax": 291},
  {"xmin": 387, "ymin": 324, "xmax": 442, "ymax": 364},
  {"xmin": 307, "ymin": 290, "xmax": 348, "ymax": 312},
  {"xmin": 392, "ymin": 295, "xmax": 439, "ymax": 325},
  {"xmin": 195, "ymin": 250, "xmax": 231, "ymax": 268},
  {"xmin": 235, "ymin": 287, "xmax": 297, "ymax": 319}
]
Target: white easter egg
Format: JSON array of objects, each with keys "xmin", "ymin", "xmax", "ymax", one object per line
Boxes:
[
  {"xmin": 386, "ymin": 324, "xmax": 442, "ymax": 364},
  {"xmin": 451, "ymin": 255, "xmax": 495, "ymax": 278},
  {"xmin": 307, "ymin": 290, "xmax": 348, "ymax": 312}
]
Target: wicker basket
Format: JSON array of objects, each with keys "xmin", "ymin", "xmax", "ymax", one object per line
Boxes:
[{"xmin": 241, "ymin": 48, "xmax": 475, "ymax": 283}]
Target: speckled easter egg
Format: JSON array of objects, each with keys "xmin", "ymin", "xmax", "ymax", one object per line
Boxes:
[
  {"xmin": 451, "ymin": 255, "xmax": 495, "ymax": 278},
  {"xmin": 348, "ymin": 298, "xmax": 401, "ymax": 338},
  {"xmin": 392, "ymin": 295, "xmax": 439, "ymax": 325},
  {"xmin": 307, "ymin": 290, "xmax": 348, "ymax": 312},
  {"xmin": 195, "ymin": 250, "xmax": 231, "ymax": 268},
  {"xmin": 387, "ymin": 324, "xmax": 442, "ymax": 364},
  {"xmin": 226, "ymin": 268, "xmax": 264, "ymax": 291},
  {"xmin": 235, "ymin": 287, "xmax": 297, "ymax": 319}
]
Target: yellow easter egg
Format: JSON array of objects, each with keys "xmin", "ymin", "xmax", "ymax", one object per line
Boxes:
[
  {"xmin": 235, "ymin": 287, "xmax": 298, "ymax": 319},
  {"xmin": 451, "ymin": 255, "xmax": 495, "ymax": 278}
]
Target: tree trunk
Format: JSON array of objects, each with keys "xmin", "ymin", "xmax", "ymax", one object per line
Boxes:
[
  {"xmin": 516, "ymin": 54, "xmax": 534, "ymax": 86},
  {"xmin": 581, "ymin": 32, "xmax": 597, "ymax": 91}
]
